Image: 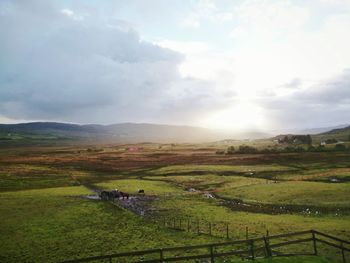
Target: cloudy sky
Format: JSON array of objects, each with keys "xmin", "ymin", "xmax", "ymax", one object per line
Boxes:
[{"xmin": 1, "ymin": 0, "xmax": 350, "ymax": 131}]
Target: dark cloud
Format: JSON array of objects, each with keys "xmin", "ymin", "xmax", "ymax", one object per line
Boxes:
[
  {"xmin": 261, "ymin": 69, "xmax": 350, "ymax": 128},
  {"xmin": 0, "ymin": 0, "xmax": 228, "ymax": 124}
]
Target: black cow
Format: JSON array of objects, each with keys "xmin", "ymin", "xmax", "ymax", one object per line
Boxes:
[
  {"xmin": 119, "ymin": 191, "xmax": 129, "ymax": 200},
  {"xmin": 100, "ymin": 190, "xmax": 114, "ymax": 200},
  {"xmin": 99, "ymin": 189, "xmax": 129, "ymax": 200}
]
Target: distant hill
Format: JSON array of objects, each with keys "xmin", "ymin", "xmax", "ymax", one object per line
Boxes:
[
  {"xmin": 299, "ymin": 124, "xmax": 350, "ymax": 135},
  {"xmin": 319, "ymin": 125, "xmax": 350, "ymax": 135},
  {"xmin": 273, "ymin": 124, "xmax": 349, "ymax": 135},
  {"xmin": 310, "ymin": 125, "xmax": 350, "ymax": 143},
  {"xmin": 310, "ymin": 125, "xmax": 350, "ymax": 144},
  {"xmin": 2, "ymin": 122, "xmax": 349, "ymax": 144},
  {"xmin": 0, "ymin": 122, "xmax": 215, "ymax": 143},
  {"xmin": 0, "ymin": 122, "xmax": 271, "ymax": 144},
  {"xmin": 272, "ymin": 125, "xmax": 350, "ymax": 144}
]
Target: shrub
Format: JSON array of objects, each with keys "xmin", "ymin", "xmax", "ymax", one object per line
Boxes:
[
  {"xmin": 226, "ymin": 146, "xmax": 235, "ymax": 154},
  {"xmin": 316, "ymin": 145, "xmax": 326, "ymax": 152},
  {"xmin": 307, "ymin": 145, "xmax": 316, "ymax": 152},
  {"xmin": 334, "ymin": 144, "xmax": 346, "ymax": 151},
  {"xmin": 237, "ymin": 145, "xmax": 257, "ymax": 154},
  {"xmin": 326, "ymin": 138, "xmax": 338, "ymax": 144},
  {"xmin": 215, "ymin": 149, "xmax": 225, "ymax": 155}
]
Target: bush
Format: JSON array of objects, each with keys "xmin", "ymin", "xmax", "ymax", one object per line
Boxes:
[
  {"xmin": 237, "ymin": 145, "xmax": 257, "ymax": 154},
  {"xmin": 334, "ymin": 144, "xmax": 346, "ymax": 151},
  {"xmin": 307, "ymin": 145, "xmax": 316, "ymax": 152},
  {"xmin": 315, "ymin": 145, "xmax": 327, "ymax": 152},
  {"xmin": 278, "ymin": 134, "xmax": 312, "ymax": 145},
  {"xmin": 326, "ymin": 138, "xmax": 338, "ymax": 144},
  {"xmin": 226, "ymin": 146, "xmax": 235, "ymax": 154},
  {"xmin": 295, "ymin": 146, "xmax": 305, "ymax": 152}
]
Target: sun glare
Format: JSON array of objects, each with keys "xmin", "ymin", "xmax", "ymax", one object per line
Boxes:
[{"xmin": 200, "ymin": 101, "xmax": 267, "ymax": 131}]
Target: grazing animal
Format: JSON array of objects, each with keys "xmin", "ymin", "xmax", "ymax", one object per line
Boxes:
[
  {"xmin": 111, "ymin": 189, "xmax": 121, "ymax": 198},
  {"xmin": 99, "ymin": 189, "xmax": 129, "ymax": 200},
  {"xmin": 100, "ymin": 190, "xmax": 114, "ymax": 200},
  {"xmin": 138, "ymin": 189, "xmax": 145, "ymax": 194},
  {"xmin": 119, "ymin": 191, "xmax": 129, "ymax": 200}
]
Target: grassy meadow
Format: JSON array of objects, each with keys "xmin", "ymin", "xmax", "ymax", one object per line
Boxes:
[{"xmin": 0, "ymin": 142, "xmax": 349, "ymax": 262}]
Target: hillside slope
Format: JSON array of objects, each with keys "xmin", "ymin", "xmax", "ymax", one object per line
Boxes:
[
  {"xmin": 313, "ymin": 125, "xmax": 350, "ymax": 143},
  {"xmin": 0, "ymin": 122, "xmax": 220, "ymax": 143}
]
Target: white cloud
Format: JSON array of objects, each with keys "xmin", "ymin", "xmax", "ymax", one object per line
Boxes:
[
  {"xmin": 229, "ymin": 27, "xmax": 246, "ymax": 38},
  {"xmin": 235, "ymin": 0, "xmax": 310, "ymax": 31},
  {"xmin": 61, "ymin": 8, "xmax": 84, "ymax": 21},
  {"xmin": 180, "ymin": 0, "xmax": 232, "ymax": 28},
  {"xmin": 181, "ymin": 13, "xmax": 201, "ymax": 28},
  {"xmin": 61, "ymin": 8, "xmax": 74, "ymax": 17},
  {"xmin": 0, "ymin": 0, "xmax": 225, "ymax": 125},
  {"xmin": 1, "ymin": 0, "xmax": 350, "ymax": 130},
  {"xmin": 156, "ymin": 40, "xmax": 209, "ymax": 55}
]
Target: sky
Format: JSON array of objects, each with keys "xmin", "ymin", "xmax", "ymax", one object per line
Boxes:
[{"xmin": 0, "ymin": 0, "xmax": 350, "ymax": 132}]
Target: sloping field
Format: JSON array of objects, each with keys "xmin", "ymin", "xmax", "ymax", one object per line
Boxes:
[{"xmin": 0, "ymin": 186, "xmax": 218, "ymax": 262}]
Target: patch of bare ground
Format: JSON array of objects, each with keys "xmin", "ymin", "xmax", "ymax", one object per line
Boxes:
[
  {"xmin": 83, "ymin": 194, "xmax": 159, "ymax": 216},
  {"xmin": 216, "ymin": 195, "xmax": 350, "ymax": 216}
]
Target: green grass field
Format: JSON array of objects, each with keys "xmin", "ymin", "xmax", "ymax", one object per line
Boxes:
[
  {"xmin": 218, "ymin": 181, "xmax": 350, "ymax": 207},
  {"xmin": 0, "ymin": 186, "xmax": 221, "ymax": 262},
  {"xmin": 0, "ymin": 146, "xmax": 349, "ymax": 262},
  {"xmin": 96, "ymin": 178, "xmax": 185, "ymax": 195}
]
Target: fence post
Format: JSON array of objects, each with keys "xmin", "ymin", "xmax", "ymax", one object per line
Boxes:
[
  {"xmin": 210, "ymin": 245, "xmax": 215, "ymax": 263},
  {"xmin": 341, "ymin": 242, "xmax": 346, "ymax": 263},
  {"xmin": 160, "ymin": 249, "xmax": 164, "ymax": 263},
  {"xmin": 197, "ymin": 219, "xmax": 200, "ymax": 234},
  {"xmin": 209, "ymin": 222, "xmax": 212, "ymax": 236},
  {"xmin": 226, "ymin": 223, "xmax": 229, "ymax": 239},
  {"xmin": 263, "ymin": 236, "xmax": 272, "ymax": 257},
  {"xmin": 173, "ymin": 218, "xmax": 176, "ymax": 229},
  {"xmin": 312, "ymin": 231, "xmax": 318, "ymax": 256},
  {"xmin": 249, "ymin": 240, "xmax": 255, "ymax": 260},
  {"xmin": 246, "ymin": 227, "xmax": 249, "ymax": 240},
  {"xmin": 179, "ymin": 219, "xmax": 182, "ymax": 230}
]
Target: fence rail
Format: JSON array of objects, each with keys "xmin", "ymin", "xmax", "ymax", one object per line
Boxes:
[
  {"xmin": 61, "ymin": 229, "xmax": 349, "ymax": 263},
  {"xmin": 159, "ymin": 216, "xmax": 253, "ymax": 240}
]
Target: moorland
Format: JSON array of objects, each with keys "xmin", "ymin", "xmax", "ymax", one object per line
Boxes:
[{"xmin": 0, "ymin": 125, "xmax": 349, "ymax": 262}]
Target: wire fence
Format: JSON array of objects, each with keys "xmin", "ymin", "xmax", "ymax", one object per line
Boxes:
[{"xmin": 61, "ymin": 230, "xmax": 349, "ymax": 263}]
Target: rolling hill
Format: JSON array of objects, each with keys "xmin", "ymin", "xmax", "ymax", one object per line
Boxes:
[
  {"xmin": 0, "ymin": 122, "xmax": 272, "ymax": 144},
  {"xmin": 0, "ymin": 122, "xmax": 221, "ymax": 143},
  {"xmin": 2, "ymin": 121, "xmax": 348, "ymax": 145},
  {"xmin": 312, "ymin": 125, "xmax": 350, "ymax": 143}
]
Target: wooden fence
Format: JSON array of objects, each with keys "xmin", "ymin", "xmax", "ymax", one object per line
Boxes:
[
  {"xmin": 159, "ymin": 216, "xmax": 254, "ymax": 240},
  {"xmin": 61, "ymin": 230, "xmax": 349, "ymax": 263}
]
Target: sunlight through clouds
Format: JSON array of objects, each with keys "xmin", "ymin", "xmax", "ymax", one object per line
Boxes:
[{"xmin": 0, "ymin": 0, "xmax": 349, "ymax": 131}]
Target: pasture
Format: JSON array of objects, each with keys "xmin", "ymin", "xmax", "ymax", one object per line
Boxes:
[{"xmin": 0, "ymin": 143, "xmax": 349, "ymax": 262}]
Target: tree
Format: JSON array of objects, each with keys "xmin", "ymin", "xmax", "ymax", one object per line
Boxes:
[
  {"xmin": 306, "ymin": 134, "xmax": 312, "ymax": 145},
  {"xmin": 334, "ymin": 144, "xmax": 346, "ymax": 151},
  {"xmin": 226, "ymin": 146, "xmax": 235, "ymax": 154},
  {"xmin": 326, "ymin": 138, "xmax": 337, "ymax": 144},
  {"xmin": 316, "ymin": 145, "xmax": 326, "ymax": 152},
  {"xmin": 237, "ymin": 145, "xmax": 257, "ymax": 154}
]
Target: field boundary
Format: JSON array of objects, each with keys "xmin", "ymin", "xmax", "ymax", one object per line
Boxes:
[
  {"xmin": 159, "ymin": 216, "xmax": 250, "ymax": 240},
  {"xmin": 61, "ymin": 229, "xmax": 349, "ymax": 263}
]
